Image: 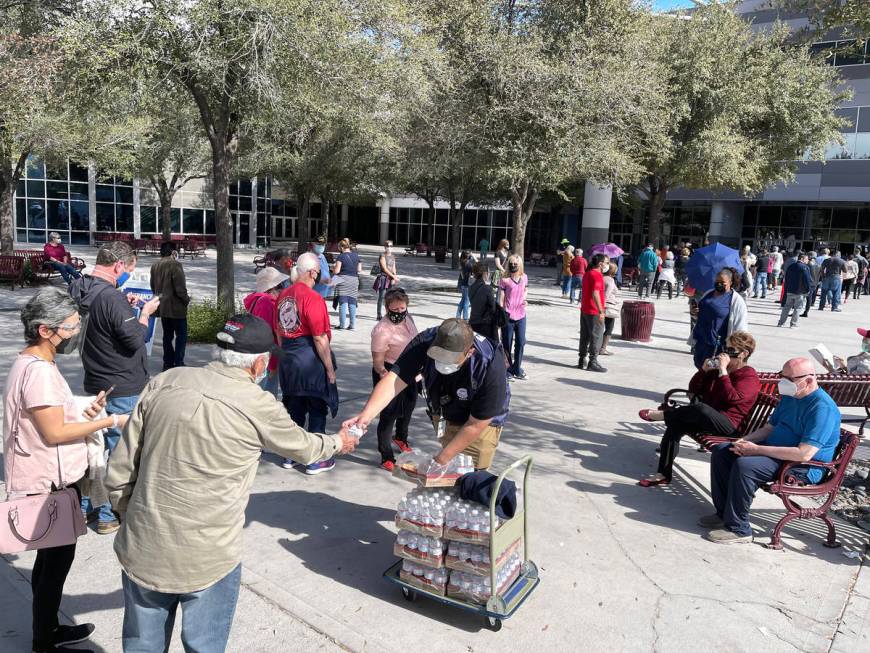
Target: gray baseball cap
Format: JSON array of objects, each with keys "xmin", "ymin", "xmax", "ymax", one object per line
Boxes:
[{"xmin": 427, "ymin": 319, "xmax": 475, "ymax": 365}]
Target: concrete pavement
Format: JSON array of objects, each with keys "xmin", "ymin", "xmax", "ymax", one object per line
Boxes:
[{"xmin": 0, "ymin": 245, "xmax": 867, "ymax": 652}]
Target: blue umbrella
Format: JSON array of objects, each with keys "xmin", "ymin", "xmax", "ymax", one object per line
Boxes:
[{"xmin": 684, "ymin": 242, "xmax": 744, "ymax": 295}]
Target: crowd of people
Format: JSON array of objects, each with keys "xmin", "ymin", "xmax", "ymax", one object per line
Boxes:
[{"xmin": 3, "ymin": 232, "xmax": 867, "ymax": 651}]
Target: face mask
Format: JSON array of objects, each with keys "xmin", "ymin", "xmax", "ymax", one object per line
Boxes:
[
  {"xmin": 117, "ymin": 271, "xmax": 130, "ymax": 288},
  {"xmin": 53, "ymin": 329, "xmax": 81, "ymax": 355},
  {"xmin": 862, "ymin": 340, "xmax": 870, "ymax": 354},
  {"xmin": 387, "ymin": 310, "xmax": 407, "ymax": 324},
  {"xmin": 508, "ymin": 263, "xmax": 519, "ymax": 273},
  {"xmin": 435, "ymin": 360, "xmax": 461, "ymax": 375},
  {"xmin": 778, "ymin": 378, "xmax": 798, "ymax": 397},
  {"xmin": 314, "ymin": 245, "xmax": 325, "ymax": 254},
  {"xmin": 714, "ymin": 281, "xmax": 727, "ymax": 293}
]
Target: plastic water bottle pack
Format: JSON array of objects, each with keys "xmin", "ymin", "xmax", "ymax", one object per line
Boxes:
[
  {"xmin": 446, "ymin": 552, "xmax": 522, "ymax": 604},
  {"xmin": 444, "ymin": 500, "xmax": 501, "ymax": 543},
  {"xmin": 394, "ymin": 529, "xmax": 446, "ymax": 568}
]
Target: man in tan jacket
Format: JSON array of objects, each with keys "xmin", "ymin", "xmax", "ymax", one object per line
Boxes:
[{"xmin": 106, "ymin": 313, "xmax": 356, "ymax": 652}]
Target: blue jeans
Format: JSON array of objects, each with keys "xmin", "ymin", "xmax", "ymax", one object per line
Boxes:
[
  {"xmin": 81, "ymin": 394, "xmax": 138, "ymax": 523},
  {"xmin": 753, "ymin": 272, "xmax": 767, "ymax": 297},
  {"xmin": 568, "ymin": 275, "xmax": 583, "ymax": 303},
  {"xmin": 502, "ymin": 317, "xmax": 527, "ymax": 376},
  {"xmin": 339, "ymin": 300, "xmax": 357, "ymax": 328},
  {"xmin": 561, "ymin": 275, "xmax": 571, "ymax": 295},
  {"xmin": 122, "ymin": 564, "xmax": 241, "ymax": 653},
  {"xmin": 710, "ymin": 444, "xmax": 782, "ymax": 536},
  {"xmin": 161, "ymin": 317, "xmax": 187, "ymax": 370},
  {"xmin": 456, "ymin": 286, "xmax": 470, "ymax": 320},
  {"xmin": 818, "ymin": 277, "xmax": 842, "ymax": 310},
  {"xmin": 48, "ymin": 261, "xmax": 81, "ymax": 284}
]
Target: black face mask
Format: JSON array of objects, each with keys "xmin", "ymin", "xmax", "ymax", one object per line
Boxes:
[
  {"xmin": 387, "ymin": 310, "xmax": 407, "ymax": 324},
  {"xmin": 508, "ymin": 263, "xmax": 519, "ymax": 273},
  {"xmin": 714, "ymin": 281, "xmax": 727, "ymax": 293},
  {"xmin": 53, "ymin": 329, "xmax": 81, "ymax": 355}
]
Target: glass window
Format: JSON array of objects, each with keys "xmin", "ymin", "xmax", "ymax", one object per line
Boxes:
[
  {"xmin": 742, "ymin": 205, "xmax": 758, "ymax": 227},
  {"xmin": 238, "ymin": 196, "xmax": 252, "ymax": 212},
  {"xmin": 70, "ymin": 231, "xmax": 90, "ymax": 245},
  {"xmin": 758, "ymin": 205, "xmax": 781, "ymax": 227},
  {"xmin": 69, "ymin": 182, "xmax": 88, "ymax": 202},
  {"xmin": 228, "ymin": 195, "xmax": 238, "ymax": 211},
  {"xmin": 826, "ymin": 134, "xmax": 856, "ymax": 159},
  {"xmin": 115, "ymin": 186, "xmax": 133, "ymax": 204},
  {"xmin": 808, "ymin": 208, "xmax": 831, "ymax": 240},
  {"xmin": 140, "ymin": 206, "xmax": 157, "ymax": 233},
  {"xmin": 27, "ymin": 230, "xmax": 45, "ymax": 243},
  {"xmin": 835, "ymin": 40, "xmax": 865, "ymax": 66},
  {"xmin": 27, "ymin": 200, "xmax": 46, "ymax": 229},
  {"xmin": 858, "ymin": 108, "xmax": 870, "ymax": 133},
  {"xmin": 16, "ymin": 229, "xmax": 27, "ymax": 243},
  {"xmin": 781, "ymin": 206, "xmax": 806, "ymax": 231},
  {"xmin": 205, "ymin": 210, "xmax": 216, "ymax": 234},
  {"xmin": 69, "ymin": 161, "xmax": 89, "ymax": 183},
  {"xmin": 26, "ymin": 180, "xmax": 45, "ymax": 198},
  {"xmin": 835, "ymin": 107, "xmax": 859, "ymax": 133},
  {"xmin": 69, "ymin": 201, "xmax": 89, "ymax": 231},
  {"xmin": 47, "ymin": 200, "xmax": 70, "ymax": 230},
  {"xmin": 16, "ymin": 179, "xmax": 25, "ymax": 197},
  {"xmin": 831, "ymin": 207, "xmax": 859, "ymax": 229},
  {"xmin": 25, "ymin": 156, "xmax": 45, "ymax": 179},
  {"xmin": 256, "ymin": 198, "xmax": 267, "ymax": 213},
  {"xmin": 238, "ymin": 180, "xmax": 252, "ymax": 196},
  {"xmin": 171, "ymin": 208, "xmax": 181, "ymax": 233},
  {"xmin": 95, "ymin": 184, "xmax": 114, "ymax": 202},
  {"xmin": 183, "ymin": 208, "xmax": 204, "ymax": 234},
  {"xmin": 809, "ymin": 42, "xmax": 835, "ymax": 64},
  {"xmin": 854, "ymin": 133, "xmax": 870, "ymax": 159},
  {"xmin": 45, "ymin": 161, "xmax": 67, "ymax": 180},
  {"xmin": 272, "ymin": 199, "xmax": 285, "ymax": 216},
  {"xmin": 96, "ymin": 203, "xmax": 114, "ymax": 231},
  {"xmin": 116, "ymin": 204, "xmax": 133, "ymax": 232},
  {"xmin": 15, "ymin": 199, "xmax": 26, "ymax": 228},
  {"xmin": 47, "ymin": 181, "xmax": 68, "ymax": 199},
  {"xmin": 256, "ymin": 213, "xmax": 266, "ymax": 237}
]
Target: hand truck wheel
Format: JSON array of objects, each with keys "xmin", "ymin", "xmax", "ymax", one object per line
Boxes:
[
  {"xmin": 486, "ymin": 616, "xmax": 502, "ymax": 632},
  {"xmin": 401, "ymin": 587, "xmax": 417, "ymax": 602}
]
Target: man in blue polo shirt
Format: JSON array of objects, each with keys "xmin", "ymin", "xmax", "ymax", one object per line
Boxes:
[{"xmin": 701, "ymin": 357, "xmax": 840, "ymax": 544}]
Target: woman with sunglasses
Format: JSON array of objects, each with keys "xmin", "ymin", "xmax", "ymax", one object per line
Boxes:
[{"xmin": 635, "ymin": 331, "xmax": 760, "ymax": 487}]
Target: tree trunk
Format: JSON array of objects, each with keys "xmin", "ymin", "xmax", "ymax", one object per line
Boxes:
[
  {"xmin": 645, "ymin": 176, "xmax": 667, "ymax": 248},
  {"xmin": 509, "ymin": 180, "xmax": 539, "ymax": 262},
  {"xmin": 296, "ymin": 191, "xmax": 311, "ymax": 253},
  {"xmin": 211, "ymin": 142, "xmax": 235, "ymax": 315},
  {"xmin": 0, "ymin": 173, "xmax": 14, "ymax": 254},
  {"xmin": 426, "ymin": 198, "xmax": 436, "ymax": 256}
]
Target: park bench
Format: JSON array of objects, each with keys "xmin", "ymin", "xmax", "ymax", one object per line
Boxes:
[
  {"xmin": 12, "ymin": 249, "xmax": 85, "ymax": 283},
  {"xmin": 179, "ymin": 239, "xmax": 206, "ymax": 259},
  {"xmin": 528, "ymin": 252, "xmax": 543, "ymax": 266},
  {"xmin": 0, "ymin": 255, "xmax": 25, "ymax": 290},
  {"xmin": 404, "ymin": 243, "xmax": 429, "ymax": 256}
]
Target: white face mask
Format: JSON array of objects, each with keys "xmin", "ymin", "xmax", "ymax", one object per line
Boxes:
[
  {"xmin": 435, "ymin": 360, "xmax": 461, "ymax": 375},
  {"xmin": 778, "ymin": 378, "xmax": 798, "ymax": 397},
  {"xmin": 254, "ymin": 356, "xmax": 270, "ymax": 384}
]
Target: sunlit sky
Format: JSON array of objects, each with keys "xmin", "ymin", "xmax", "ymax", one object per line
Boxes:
[{"xmin": 652, "ymin": 0, "xmax": 696, "ymax": 9}]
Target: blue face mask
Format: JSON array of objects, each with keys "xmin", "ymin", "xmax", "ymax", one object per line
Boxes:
[
  {"xmin": 117, "ymin": 272, "xmax": 130, "ymax": 288},
  {"xmin": 314, "ymin": 245, "xmax": 325, "ymax": 255}
]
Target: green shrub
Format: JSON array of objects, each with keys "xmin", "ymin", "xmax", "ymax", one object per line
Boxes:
[{"xmin": 187, "ymin": 298, "xmax": 243, "ymax": 344}]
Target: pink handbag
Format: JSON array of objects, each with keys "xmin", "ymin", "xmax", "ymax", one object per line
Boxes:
[{"xmin": 0, "ymin": 364, "xmax": 87, "ymax": 554}]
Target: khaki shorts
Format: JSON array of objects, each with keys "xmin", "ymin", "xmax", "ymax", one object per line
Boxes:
[{"xmin": 434, "ymin": 417, "xmax": 503, "ymax": 470}]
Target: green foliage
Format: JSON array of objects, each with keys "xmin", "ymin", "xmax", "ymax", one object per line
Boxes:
[{"xmin": 187, "ymin": 297, "xmax": 243, "ymax": 343}]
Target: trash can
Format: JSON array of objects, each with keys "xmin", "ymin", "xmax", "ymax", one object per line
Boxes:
[
  {"xmin": 434, "ymin": 247, "xmax": 447, "ymax": 263},
  {"xmin": 620, "ymin": 300, "xmax": 655, "ymax": 342}
]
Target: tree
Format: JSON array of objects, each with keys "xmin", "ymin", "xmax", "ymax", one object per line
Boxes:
[
  {"xmin": 635, "ymin": 4, "xmax": 846, "ymax": 245},
  {"xmin": 786, "ymin": 1, "xmax": 870, "ymax": 46},
  {"xmin": 0, "ymin": 2, "xmax": 71, "ymax": 253}
]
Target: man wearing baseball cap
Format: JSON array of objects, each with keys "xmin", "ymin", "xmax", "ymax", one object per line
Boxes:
[
  {"xmin": 105, "ymin": 314, "xmax": 357, "ymax": 651},
  {"xmin": 345, "ymin": 318, "xmax": 510, "ymax": 470}
]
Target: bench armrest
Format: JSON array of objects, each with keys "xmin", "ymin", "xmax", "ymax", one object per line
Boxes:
[{"xmin": 768, "ymin": 459, "xmax": 839, "ymax": 493}]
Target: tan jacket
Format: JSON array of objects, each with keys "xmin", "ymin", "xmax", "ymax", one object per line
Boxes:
[
  {"xmin": 105, "ymin": 362, "xmax": 341, "ymax": 593},
  {"xmin": 149, "ymin": 256, "xmax": 190, "ymax": 319}
]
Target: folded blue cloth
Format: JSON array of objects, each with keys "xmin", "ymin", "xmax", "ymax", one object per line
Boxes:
[{"xmin": 458, "ymin": 471, "xmax": 517, "ymax": 520}]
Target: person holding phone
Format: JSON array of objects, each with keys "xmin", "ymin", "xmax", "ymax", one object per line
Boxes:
[
  {"xmin": 69, "ymin": 241, "xmax": 159, "ymax": 534},
  {"xmin": 4, "ymin": 288, "xmax": 128, "ymax": 653},
  {"xmin": 150, "ymin": 242, "xmax": 190, "ymax": 371}
]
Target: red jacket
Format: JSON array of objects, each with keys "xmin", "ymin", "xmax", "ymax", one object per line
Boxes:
[
  {"xmin": 569, "ymin": 256, "xmax": 587, "ymax": 276},
  {"xmin": 688, "ymin": 366, "xmax": 760, "ymax": 428}
]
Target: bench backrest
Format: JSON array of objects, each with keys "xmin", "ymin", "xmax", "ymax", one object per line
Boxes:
[
  {"xmin": 735, "ymin": 392, "xmax": 780, "ymax": 437},
  {"xmin": 0, "ymin": 255, "xmax": 24, "ymax": 275},
  {"xmin": 756, "ymin": 371, "xmax": 870, "ymax": 409}
]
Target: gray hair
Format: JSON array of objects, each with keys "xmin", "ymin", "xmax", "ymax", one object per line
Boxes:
[
  {"xmin": 48, "ymin": 231, "xmax": 61, "ymax": 242},
  {"xmin": 96, "ymin": 241, "xmax": 136, "ymax": 266},
  {"xmin": 290, "ymin": 252, "xmax": 320, "ymax": 282},
  {"xmin": 212, "ymin": 346, "xmax": 269, "ymax": 370},
  {"xmin": 21, "ymin": 288, "xmax": 79, "ymax": 345}
]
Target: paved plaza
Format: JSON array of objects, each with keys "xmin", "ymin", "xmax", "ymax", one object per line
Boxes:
[{"xmin": 0, "ymin": 246, "xmax": 868, "ymax": 652}]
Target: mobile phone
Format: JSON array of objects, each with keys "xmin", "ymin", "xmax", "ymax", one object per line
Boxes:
[{"xmin": 103, "ymin": 385, "xmax": 116, "ymax": 400}]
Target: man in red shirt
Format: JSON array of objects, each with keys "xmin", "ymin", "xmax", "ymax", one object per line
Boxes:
[
  {"xmin": 43, "ymin": 231, "xmax": 82, "ymax": 285},
  {"xmin": 568, "ymin": 248, "xmax": 588, "ymax": 304},
  {"xmin": 275, "ymin": 252, "xmax": 338, "ymax": 474},
  {"xmin": 578, "ymin": 253, "xmax": 609, "ymax": 372}
]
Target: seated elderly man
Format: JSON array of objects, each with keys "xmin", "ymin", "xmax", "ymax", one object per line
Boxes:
[{"xmin": 701, "ymin": 357, "xmax": 841, "ymax": 544}]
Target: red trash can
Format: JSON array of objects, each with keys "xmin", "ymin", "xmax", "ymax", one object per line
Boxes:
[{"xmin": 620, "ymin": 300, "xmax": 655, "ymax": 342}]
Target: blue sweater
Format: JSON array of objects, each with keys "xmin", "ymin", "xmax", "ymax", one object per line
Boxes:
[{"xmin": 783, "ymin": 262, "xmax": 812, "ymax": 295}]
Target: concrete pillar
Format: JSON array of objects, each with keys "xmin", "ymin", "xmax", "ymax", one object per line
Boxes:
[
  {"xmin": 132, "ymin": 179, "xmax": 141, "ymax": 238},
  {"xmin": 340, "ymin": 203, "xmax": 349, "ymax": 236},
  {"xmin": 378, "ymin": 195, "xmax": 390, "ymax": 244},
  {"xmin": 88, "ymin": 164, "xmax": 97, "ymax": 245},
  {"xmin": 708, "ymin": 202, "xmax": 743, "ymax": 247},
  {"xmin": 580, "ymin": 182, "xmax": 612, "ymax": 252},
  {"xmin": 249, "ymin": 176, "xmax": 258, "ymax": 247}
]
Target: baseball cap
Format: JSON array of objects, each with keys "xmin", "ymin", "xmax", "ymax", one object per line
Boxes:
[
  {"xmin": 858, "ymin": 327, "xmax": 870, "ymax": 338},
  {"xmin": 560, "ymin": 238, "xmax": 570, "ymax": 245},
  {"xmin": 216, "ymin": 314, "xmax": 278, "ymax": 355},
  {"xmin": 427, "ymin": 319, "xmax": 475, "ymax": 365},
  {"xmin": 256, "ymin": 266, "xmax": 289, "ymax": 293}
]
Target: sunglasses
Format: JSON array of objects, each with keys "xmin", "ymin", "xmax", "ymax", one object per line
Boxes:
[{"xmin": 779, "ymin": 372, "xmax": 813, "ymax": 382}]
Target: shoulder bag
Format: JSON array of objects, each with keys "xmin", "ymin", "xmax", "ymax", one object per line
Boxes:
[{"xmin": 0, "ymin": 362, "xmax": 87, "ymax": 554}]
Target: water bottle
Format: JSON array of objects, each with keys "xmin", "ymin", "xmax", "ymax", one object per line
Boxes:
[
  {"xmin": 412, "ymin": 564, "xmax": 423, "ymax": 577},
  {"xmin": 469, "ymin": 509, "xmax": 481, "ymax": 533},
  {"xmin": 418, "ymin": 536, "xmax": 429, "ymax": 556},
  {"xmin": 424, "ymin": 568, "xmax": 435, "ymax": 582},
  {"xmin": 457, "ymin": 508, "xmax": 468, "ymax": 530},
  {"xmin": 397, "ymin": 531, "xmax": 408, "ymax": 546},
  {"xmin": 402, "ymin": 559, "xmax": 413, "ymax": 573},
  {"xmin": 471, "ymin": 547, "xmax": 483, "ymax": 565},
  {"xmin": 397, "ymin": 497, "xmax": 407, "ymax": 519},
  {"xmin": 430, "ymin": 538, "xmax": 442, "ymax": 557},
  {"xmin": 407, "ymin": 534, "xmax": 418, "ymax": 551},
  {"xmin": 432, "ymin": 505, "xmax": 444, "ymax": 526}
]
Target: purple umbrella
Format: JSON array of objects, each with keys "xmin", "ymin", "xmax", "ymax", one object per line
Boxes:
[{"xmin": 588, "ymin": 242, "xmax": 624, "ymax": 258}]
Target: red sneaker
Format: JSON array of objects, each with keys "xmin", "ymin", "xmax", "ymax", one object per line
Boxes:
[
  {"xmin": 392, "ymin": 439, "xmax": 412, "ymax": 453},
  {"xmin": 381, "ymin": 460, "xmax": 396, "ymax": 472}
]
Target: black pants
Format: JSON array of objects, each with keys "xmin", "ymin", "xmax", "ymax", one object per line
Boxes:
[
  {"xmin": 578, "ymin": 313, "xmax": 604, "ymax": 364},
  {"xmin": 372, "ymin": 365, "xmax": 417, "ymax": 463},
  {"xmin": 657, "ymin": 403, "xmax": 737, "ymax": 480},
  {"xmin": 32, "ymin": 484, "xmax": 81, "ymax": 650},
  {"xmin": 656, "ymin": 280, "xmax": 673, "ymax": 299},
  {"xmin": 161, "ymin": 317, "xmax": 188, "ymax": 370}
]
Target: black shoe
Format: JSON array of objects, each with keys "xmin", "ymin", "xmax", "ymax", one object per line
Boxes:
[
  {"xmin": 53, "ymin": 624, "xmax": 95, "ymax": 647},
  {"xmin": 586, "ymin": 361, "xmax": 607, "ymax": 373},
  {"xmin": 34, "ymin": 646, "xmax": 95, "ymax": 653},
  {"xmin": 577, "ymin": 359, "xmax": 586, "ymax": 369}
]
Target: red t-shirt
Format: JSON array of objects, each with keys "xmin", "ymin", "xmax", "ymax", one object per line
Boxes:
[
  {"xmin": 580, "ymin": 269, "xmax": 605, "ymax": 315},
  {"xmin": 275, "ymin": 281, "xmax": 331, "ymax": 340},
  {"xmin": 569, "ymin": 256, "xmax": 587, "ymax": 277},
  {"xmin": 43, "ymin": 243, "xmax": 67, "ymax": 261}
]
